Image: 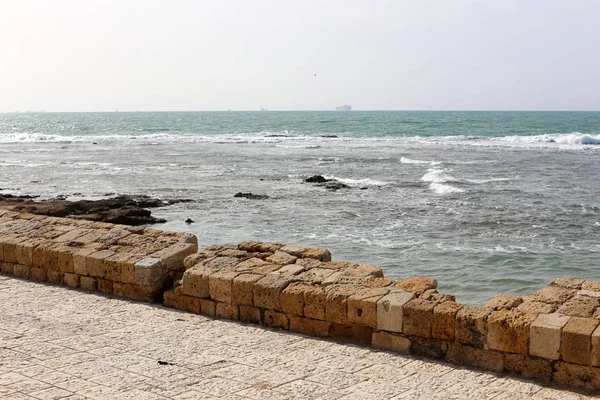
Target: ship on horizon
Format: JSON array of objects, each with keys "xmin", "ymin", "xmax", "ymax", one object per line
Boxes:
[{"xmin": 335, "ymin": 105, "xmax": 351, "ymax": 111}]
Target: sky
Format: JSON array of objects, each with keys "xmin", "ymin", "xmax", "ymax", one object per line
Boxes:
[{"xmin": 1, "ymin": 0, "xmax": 599, "ymax": 112}]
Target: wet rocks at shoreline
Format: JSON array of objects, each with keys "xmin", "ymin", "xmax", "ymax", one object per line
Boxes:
[
  {"xmin": 234, "ymin": 192, "xmax": 270, "ymax": 200},
  {"xmin": 305, "ymin": 175, "xmax": 350, "ymax": 191}
]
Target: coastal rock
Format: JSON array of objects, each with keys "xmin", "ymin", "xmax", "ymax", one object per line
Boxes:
[
  {"xmin": 234, "ymin": 192, "xmax": 270, "ymax": 200},
  {"xmin": 305, "ymin": 175, "xmax": 328, "ymax": 183},
  {"xmin": 305, "ymin": 175, "xmax": 351, "ymax": 191}
]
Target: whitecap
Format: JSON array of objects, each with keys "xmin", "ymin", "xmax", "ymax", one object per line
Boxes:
[
  {"xmin": 429, "ymin": 182, "xmax": 465, "ymax": 195},
  {"xmin": 325, "ymin": 175, "xmax": 390, "ymax": 187}
]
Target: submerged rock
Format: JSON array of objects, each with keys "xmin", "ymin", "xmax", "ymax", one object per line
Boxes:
[
  {"xmin": 318, "ymin": 181, "xmax": 350, "ymax": 191},
  {"xmin": 305, "ymin": 175, "xmax": 329, "ymax": 183},
  {"xmin": 234, "ymin": 192, "xmax": 270, "ymax": 200}
]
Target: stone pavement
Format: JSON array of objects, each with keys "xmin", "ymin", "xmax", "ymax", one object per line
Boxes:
[{"xmin": 0, "ymin": 276, "xmax": 596, "ymax": 400}]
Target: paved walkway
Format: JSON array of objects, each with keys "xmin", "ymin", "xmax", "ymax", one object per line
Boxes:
[{"xmin": 0, "ymin": 275, "xmax": 596, "ymax": 400}]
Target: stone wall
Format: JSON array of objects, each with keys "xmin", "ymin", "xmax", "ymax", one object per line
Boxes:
[
  {"xmin": 0, "ymin": 210, "xmax": 197, "ymax": 301},
  {"xmin": 1, "ymin": 210, "xmax": 599, "ymax": 390}
]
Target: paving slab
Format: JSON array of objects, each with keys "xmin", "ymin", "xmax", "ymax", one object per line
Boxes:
[{"xmin": 0, "ymin": 274, "xmax": 597, "ymax": 399}]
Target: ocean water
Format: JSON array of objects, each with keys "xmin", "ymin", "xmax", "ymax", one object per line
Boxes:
[{"xmin": 1, "ymin": 110, "xmax": 600, "ymax": 305}]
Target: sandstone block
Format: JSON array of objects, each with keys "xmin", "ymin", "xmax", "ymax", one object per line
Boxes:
[
  {"xmin": 151, "ymin": 242, "xmax": 197, "ymax": 271},
  {"xmin": 239, "ymin": 305, "xmax": 262, "ymax": 324},
  {"xmin": 289, "ymin": 317, "xmax": 330, "ymax": 337},
  {"xmin": 134, "ymin": 257, "xmax": 165, "ymax": 287},
  {"xmin": 163, "ymin": 290, "xmax": 201, "ymax": 313},
  {"xmin": 363, "ymin": 277, "xmax": 395, "ymax": 287},
  {"xmin": 562, "ymin": 317, "xmax": 599, "ymax": 365},
  {"xmin": 280, "ymin": 282, "xmax": 311, "ymax": 316},
  {"xmin": 551, "ymin": 278, "xmax": 585, "ymax": 290},
  {"xmin": 553, "ymin": 362, "xmax": 600, "ymax": 390},
  {"xmin": 181, "ymin": 265, "xmax": 212, "ymax": 298},
  {"xmin": 325, "ymin": 285, "xmax": 360, "ymax": 325},
  {"xmin": 206, "ymin": 256, "xmax": 241, "ymax": 272},
  {"xmin": 485, "ymin": 294, "xmax": 524, "ymax": 310},
  {"xmin": 275, "ymin": 264, "xmax": 304, "ymax": 277},
  {"xmin": 557, "ymin": 295, "xmax": 600, "ymax": 317},
  {"xmin": 85, "ymin": 250, "xmax": 116, "ymax": 278},
  {"xmin": 372, "ymin": 331, "xmax": 411, "ymax": 353},
  {"xmin": 29, "ymin": 267, "xmax": 47, "ymax": 281},
  {"xmin": 593, "ymin": 325, "xmax": 600, "ymax": 367},
  {"xmin": 209, "ymin": 270, "xmax": 239, "ymax": 303},
  {"xmin": 347, "ymin": 287, "xmax": 389, "ymax": 328},
  {"xmin": 504, "ymin": 354, "xmax": 552, "ymax": 381},
  {"xmin": 302, "ymin": 248, "xmax": 331, "ymax": 262},
  {"xmin": 216, "ymin": 302, "xmax": 239, "ymax": 320},
  {"xmin": 13, "ymin": 264, "xmax": 30, "ymax": 279},
  {"xmin": 455, "ymin": 306, "xmax": 492, "ymax": 348},
  {"xmin": 411, "ymin": 337, "xmax": 447, "ymax": 359},
  {"xmin": 200, "ymin": 299, "xmax": 216, "ymax": 317},
  {"xmin": 322, "ymin": 271, "xmax": 367, "ymax": 286},
  {"xmin": 266, "ymin": 250, "xmax": 297, "ymax": 265},
  {"xmin": 320, "ymin": 261, "xmax": 355, "ymax": 270},
  {"xmin": 376, "ymin": 290, "xmax": 416, "ymax": 333},
  {"xmin": 32, "ymin": 241, "xmax": 60, "ymax": 271},
  {"xmin": 97, "ymin": 279, "xmax": 113, "ymax": 294},
  {"xmin": 294, "ymin": 258, "xmax": 322, "ymax": 269},
  {"xmin": 343, "ymin": 264, "xmax": 383, "ymax": 278},
  {"xmin": 532, "ymin": 285, "xmax": 576, "ymax": 304},
  {"xmin": 516, "ymin": 300, "xmax": 557, "ymax": 315},
  {"xmin": 403, "ymin": 298, "xmax": 436, "ymax": 338},
  {"xmin": 256, "ymin": 242, "xmax": 285, "ymax": 253},
  {"xmin": 432, "ymin": 301, "xmax": 463, "ymax": 340},
  {"xmin": 53, "ymin": 245, "xmax": 75, "ymax": 274},
  {"xmin": 80, "ymin": 276, "xmax": 97, "ymax": 291},
  {"xmin": 394, "ymin": 276, "xmax": 437, "ymax": 296},
  {"xmin": 46, "ymin": 270, "xmax": 64, "ymax": 284},
  {"xmin": 112, "ymin": 282, "xmax": 162, "ymax": 302},
  {"xmin": 582, "ymin": 280, "xmax": 600, "ymax": 292},
  {"xmin": 487, "ymin": 310, "xmax": 536, "ymax": 354},
  {"xmin": 263, "ymin": 310, "xmax": 289, "ymax": 329},
  {"xmin": 304, "ymin": 285, "xmax": 327, "ymax": 320},
  {"xmin": 73, "ymin": 248, "xmax": 98, "ymax": 276},
  {"xmin": 2, "ymin": 236, "xmax": 27, "ymax": 264},
  {"xmin": 529, "ymin": 313, "xmax": 571, "ymax": 360},
  {"xmin": 14, "ymin": 238, "xmax": 44, "ymax": 266},
  {"xmin": 217, "ymin": 249, "xmax": 248, "ymax": 258},
  {"xmin": 232, "ymin": 273, "xmax": 262, "ymax": 306},
  {"xmin": 0, "ymin": 262, "xmax": 14, "ymax": 274},
  {"xmin": 279, "ymin": 245, "xmax": 308, "ymax": 257},
  {"xmin": 64, "ymin": 273, "xmax": 80, "ymax": 288},
  {"xmin": 446, "ymin": 343, "xmax": 504, "ymax": 373},
  {"xmin": 254, "ymin": 274, "xmax": 291, "ymax": 310},
  {"xmin": 329, "ymin": 323, "xmax": 372, "ymax": 345}
]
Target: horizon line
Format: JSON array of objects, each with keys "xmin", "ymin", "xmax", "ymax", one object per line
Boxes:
[{"xmin": 2, "ymin": 109, "xmax": 600, "ymax": 114}]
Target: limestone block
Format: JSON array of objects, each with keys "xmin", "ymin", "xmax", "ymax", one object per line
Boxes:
[
  {"xmin": 53, "ymin": 244, "xmax": 75, "ymax": 274},
  {"xmin": 32, "ymin": 241, "xmax": 60, "ymax": 271},
  {"xmin": 73, "ymin": 248, "xmax": 98, "ymax": 276},
  {"xmin": 376, "ymin": 290, "xmax": 416, "ymax": 333},
  {"xmin": 184, "ymin": 252, "xmax": 213, "ymax": 269},
  {"xmin": 432, "ymin": 301, "xmax": 463, "ymax": 340},
  {"xmin": 266, "ymin": 250, "xmax": 297, "ymax": 265},
  {"xmin": 455, "ymin": 306, "xmax": 493, "ymax": 348},
  {"xmin": 363, "ymin": 277, "xmax": 395, "ymax": 287},
  {"xmin": 14, "ymin": 238, "xmax": 44, "ymax": 266},
  {"xmin": 181, "ymin": 265, "xmax": 212, "ymax": 298},
  {"xmin": 252, "ymin": 264, "xmax": 282, "ymax": 275},
  {"xmin": 97, "ymin": 279, "xmax": 114, "ymax": 294},
  {"xmin": 209, "ymin": 270, "xmax": 240, "ymax": 303},
  {"xmin": 403, "ymin": 298, "xmax": 436, "ymax": 338},
  {"xmin": 80, "ymin": 276, "xmax": 97, "ymax": 291},
  {"xmin": 200, "ymin": 299, "xmax": 216, "ymax": 317},
  {"xmin": 322, "ymin": 271, "xmax": 367, "ymax": 286},
  {"xmin": 304, "ymin": 285, "xmax": 327, "ymax": 320},
  {"xmin": 150, "ymin": 242, "xmax": 197, "ymax": 271},
  {"xmin": 342, "ymin": 264, "xmax": 383, "ymax": 278},
  {"xmin": 206, "ymin": 256, "xmax": 241, "ymax": 272},
  {"xmin": 253, "ymin": 274, "xmax": 291, "ymax": 310},
  {"xmin": 320, "ymin": 261, "xmax": 355, "ymax": 270},
  {"xmin": 325, "ymin": 285, "xmax": 360, "ymax": 325},
  {"xmin": 411, "ymin": 337, "xmax": 447, "ymax": 359},
  {"xmin": 112, "ymin": 282, "xmax": 162, "ymax": 302},
  {"xmin": 289, "ymin": 317, "xmax": 331, "ymax": 337},
  {"xmin": 64, "ymin": 273, "xmax": 80, "ymax": 288},
  {"xmin": 529, "ymin": 313, "xmax": 571, "ymax": 360},
  {"xmin": 329, "ymin": 323, "xmax": 372, "ymax": 345},
  {"xmin": 446, "ymin": 343, "xmax": 504, "ymax": 373},
  {"xmin": 504, "ymin": 354, "xmax": 552, "ymax": 381},
  {"xmin": 551, "ymin": 278, "xmax": 585, "ymax": 290},
  {"xmin": 46, "ymin": 270, "xmax": 64, "ymax": 284},
  {"xmin": 562, "ymin": 317, "xmax": 599, "ymax": 365},
  {"xmin": 516, "ymin": 300, "xmax": 557, "ymax": 315},
  {"xmin": 275, "ymin": 264, "xmax": 304, "ymax": 277},
  {"xmin": 485, "ymin": 294, "xmax": 524, "ymax": 310},
  {"xmin": 232, "ymin": 273, "xmax": 262, "ymax": 306},
  {"xmin": 394, "ymin": 276, "xmax": 437, "ymax": 296},
  {"xmin": 218, "ymin": 249, "xmax": 248, "ymax": 258},
  {"xmin": 280, "ymin": 282, "xmax": 311, "ymax": 316},
  {"xmin": 0, "ymin": 262, "xmax": 14, "ymax": 274},
  {"xmin": 216, "ymin": 302, "xmax": 239, "ymax": 320},
  {"xmin": 238, "ymin": 240, "xmax": 261, "ymax": 252},
  {"xmin": 302, "ymin": 248, "xmax": 331, "ymax": 262},
  {"xmin": 372, "ymin": 331, "xmax": 411, "ymax": 353},
  {"xmin": 532, "ymin": 286, "xmax": 576, "ymax": 305},
  {"xmin": 29, "ymin": 267, "xmax": 47, "ymax": 282},
  {"xmin": 347, "ymin": 287, "xmax": 389, "ymax": 328},
  {"xmin": 239, "ymin": 305, "xmax": 262, "ymax": 324},
  {"xmin": 13, "ymin": 264, "xmax": 30, "ymax": 279},
  {"xmin": 134, "ymin": 257, "xmax": 165, "ymax": 287},
  {"xmin": 593, "ymin": 325, "xmax": 600, "ymax": 367},
  {"xmin": 295, "ymin": 258, "xmax": 322, "ymax": 269},
  {"xmin": 279, "ymin": 245, "xmax": 308, "ymax": 257},
  {"xmin": 487, "ymin": 310, "xmax": 536, "ymax": 354},
  {"xmin": 263, "ymin": 310, "xmax": 289, "ymax": 329},
  {"xmin": 85, "ymin": 250, "xmax": 116, "ymax": 278},
  {"xmin": 2, "ymin": 236, "xmax": 27, "ymax": 263},
  {"xmin": 557, "ymin": 295, "xmax": 600, "ymax": 317},
  {"xmin": 582, "ymin": 280, "xmax": 600, "ymax": 292},
  {"xmin": 105, "ymin": 253, "xmax": 140, "ymax": 284},
  {"xmin": 553, "ymin": 362, "xmax": 600, "ymax": 390}
]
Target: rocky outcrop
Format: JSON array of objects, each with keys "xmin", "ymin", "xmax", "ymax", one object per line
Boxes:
[
  {"xmin": 234, "ymin": 192, "xmax": 270, "ymax": 200},
  {"xmin": 305, "ymin": 175, "xmax": 350, "ymax": 191}
]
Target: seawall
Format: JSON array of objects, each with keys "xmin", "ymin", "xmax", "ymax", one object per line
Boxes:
[{"xmin": 0, "ymin": 209, "xmax": 599, "ymax": 391}]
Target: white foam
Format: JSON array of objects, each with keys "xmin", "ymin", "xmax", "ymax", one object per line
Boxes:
[
  {"xmin": 421, "ymin": 168, "xmax": 456, "ymax": 184},
  {"xmin": 326, "ymin": 175, "xmax": 390, "ymax": 187},
  {"xmin": 429, "ymin": 182, "xmax": 465, "ymax": 195}
]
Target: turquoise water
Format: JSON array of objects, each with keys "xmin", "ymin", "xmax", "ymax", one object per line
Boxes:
[{"xmin": 1, "ymin": 111, "xmax": 600, "ymax": 304}]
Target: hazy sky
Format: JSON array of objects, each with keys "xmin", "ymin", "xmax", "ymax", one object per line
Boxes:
[{"xmin": 1, "ymin": 0, "xmax": 599, "ymax": 112}]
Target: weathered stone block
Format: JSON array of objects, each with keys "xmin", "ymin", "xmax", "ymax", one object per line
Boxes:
[
  {"xmin": 562, "ymin": 317, "xmax": 599, "ymax": 365},
  {"xmin": 363, "ymin": 277, "xmax": 395, "ymax": 287},
  {"xmin": 304, "ymin": 285, "xmax": 326, "ymax": 320},
  {"xmin": 485, "ymin": 294, "xmax": 524, "ymax": 310},
  {"xmin": 446, "ymin": 343, "xmax": 504, "ymax": 373},
  {"xmin": 551, "ymin": 278, "xmax": 585, "ymax": 290},
  {"xmin": 149, "ymin": 242, "xmax": 197, "ymax": 271},
  {"xmin": 14, "ymin": 239, "xmax": 44, "ymax": 266},
  {"xmin": 280, "ymin": 282, "xmax": 311, "ymax": 316},
  {"xmin": 200, "ymin": 299, "xmax": 216, "ymax": 317},
  {"xmin": 532, "ymin": 285, "xmax": 576, "ymax": 304},
  {"xmin": 53, "ymin": 245, "xmax": 75, "ymax": 274},
  {"xmin": 85, "ymin": 250, "xmax": 116, "ymax": 278},
  {"xmin": 487, "ymin": 310, "xmax": 536, "ymax": 354},
  {"xmin": 376, "ymin": 290, "xmax": 416, "ymax": 333},
  {"xmin": 372, "ymin": 331, "xmax": 411, "ymax": 353},
  {"xmin": 181, "ymin": 265, "xmax": 212, "ymax": 298},
  {"xmin": 411, "ymin": 337, "xmax": 447, "ymax": 359},
  {"xmin": 279, "ymin": 245, "xmax": 308, "ymax": 257},
  {"xmin": 275, "ymin": 264, "xmax": 304, "ymax": 277},
  {"xmin": 239, "ymin": 305, "xmax": 261, "ymax": 324},
  {"xmin": 73, "ymin": 247, "xmax": 97, "ymax": 276},
  {"xmin": 343, "ymin": 264, "xmax": 383, "ymax": 278},
  {"xmin": 553, "ymin": 362, "xmax": 600, "ymax": 390},
  {"xmin": 134, "ymin": 257, "xmax": 165, "ymax": 287},
  {"xmin": 557, "ymin": 295, "xmax": 600, "ymax": 317},
  {"xmin": 529, "ymin": 313, "xmax": 571, "ymax": 360},
  {"xmin": 266, "ymin": 250, "xmax": 297, "ymax": 265},
  {"xmin": 504, "ymin": 354, "xmax": 552, "ymax": 381},
  {"xmin": 394, "ymin": 276, "xmax": 437, "ymax": 296},
  {"xmin": 289, "ymin": 317, "xmax": 330, "ymax": 337},
  {"xmin": 347, "ymin": 287, "xmax": 388, "ymax": 328},
  {"xmin": 302, "ymin": 248, "xmax": 331, "ymax": 262},
  {"xmin": 29, "ymin": 267, "xmax": 46, "ymax": 281},
  {"xmin": 46, "ymin": 270, "xmax": 64, "ymax": 284},
  {"xmin": 112, "ymin": 282, "xmax": 162, "ymax": 302},
  {"xmin": 104, "ymin": 252, "xmax": 139, "ymax": 284},
  {"xmin": 209, "ymin": 270, "xmax": 239, "ymax": 303},
  {"xmin": 254, "ymin": 274, "xmax": 291, "ymax": 310},
  {"xmin": 2, "ymin": 236, "xmax": 27, "ymax": 264},
  {"xmin": 13, "ymin": 264, "xmax": 30, "ymax": 279},
  {"xmin": 235, "ymin": 257, "xmax": 269, "ymax": 272},
  {"xmin": 263, "ymin": 310, "xmax": 289, "ymax": 329},
  {"xmin": 32, "ymin": 241, "xmax": 60, "ymax": 271},
  {"xmin": 232, "ymin": 273, "xmax": 262, "ymax": 306},
  {"xmin": 206, "ymin": 256, "xmax": 241, "ymax": 272},
  {"xmin": 329, "ymin": 323, "xmax": 372, "ymax": 345},
  {"xmin": 218, "ymin": 249, "xmax": 248, "ymax": 258},
  {"xmin": 582, "ymin": 280, "xmax": 600, "ymax": 292},
  {"xmin": 325, "ymin": 285, "xmax": 360, "ymax": 325},
  {"xmin": 455, "ymin": 306, "xmax": 492, "ymax": 348},
  {"xmin": 80, "ymin": 276, "xmax": 97, "ymax": 291},
  {"xmin": 593, "ymin": 325, "xmax": 600, "ymax": 367},
  {"xmin": 294, "ymin": 258, "xmax": 322, "ymax": 269},
  {"xmin": 0, "ymin": 262, "xmax": 14, "ymax": 274},
  {"xmin": 403, "ymin": 298, "xmax": 436, "ymax": 338},
  {"xmin": 216, "ymin": 302, "xmax": 239, "ymax": 320},
  {"xmin": 516, "ymin": 300, "xmax": 557, "ymax": 315},
  {"xmin": 163, "ymin": 290, "xmax": 201, "ymax": 313},
  {"xmin": 63, "ymin": 273, "xmax": 80, "ymax": 288},
  {"xmin": 432, "ymin": 301, "xmax": 462, "ymax": 340},
  {"xmin": 97, "ymin": 279, "xmax": 113, "ymax": 294}
]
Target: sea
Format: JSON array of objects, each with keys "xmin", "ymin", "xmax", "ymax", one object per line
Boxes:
[{"xmin": 1, "ymin": 110, "xmax": 599, "ymax": 305}]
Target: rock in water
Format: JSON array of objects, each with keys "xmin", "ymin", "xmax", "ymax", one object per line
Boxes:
[
  {"xmin": 305, "ymin": 175, "xmax": 329, "ymax": 183},
  {"xmin": 318, "ymin": 181, "xmax": 350, "ymax": 191},
  {"xmin": 234, "ymin": 192, "xmax": 270, "ymax": 200},
  {"xmin": 185, "ymin": 218, "xmax": 195, "ymax": 224}
]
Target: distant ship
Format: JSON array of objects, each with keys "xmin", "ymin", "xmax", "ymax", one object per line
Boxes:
[{"xmin": 335, "ymin": 105, "xmax": 351, "ymax": 111}]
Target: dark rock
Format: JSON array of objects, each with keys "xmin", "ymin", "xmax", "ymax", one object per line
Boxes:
[
  {"xmin": 320, "ymin": 135, "xmax": 338, "ymax": 138},
  {"xmin": 234, "ymin": 192, "xmax": 270, "ymax": 200},
  {"xmin": 305, "ymin": 175, "xmax": 329, "ymax": 183},
  {"xmin": 318, "ymin": 181, "xmax": 350, "ymax": 191},
  {"xmin": 185, "ymin": 218, "xmax": 195, "ymax": 224}
]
